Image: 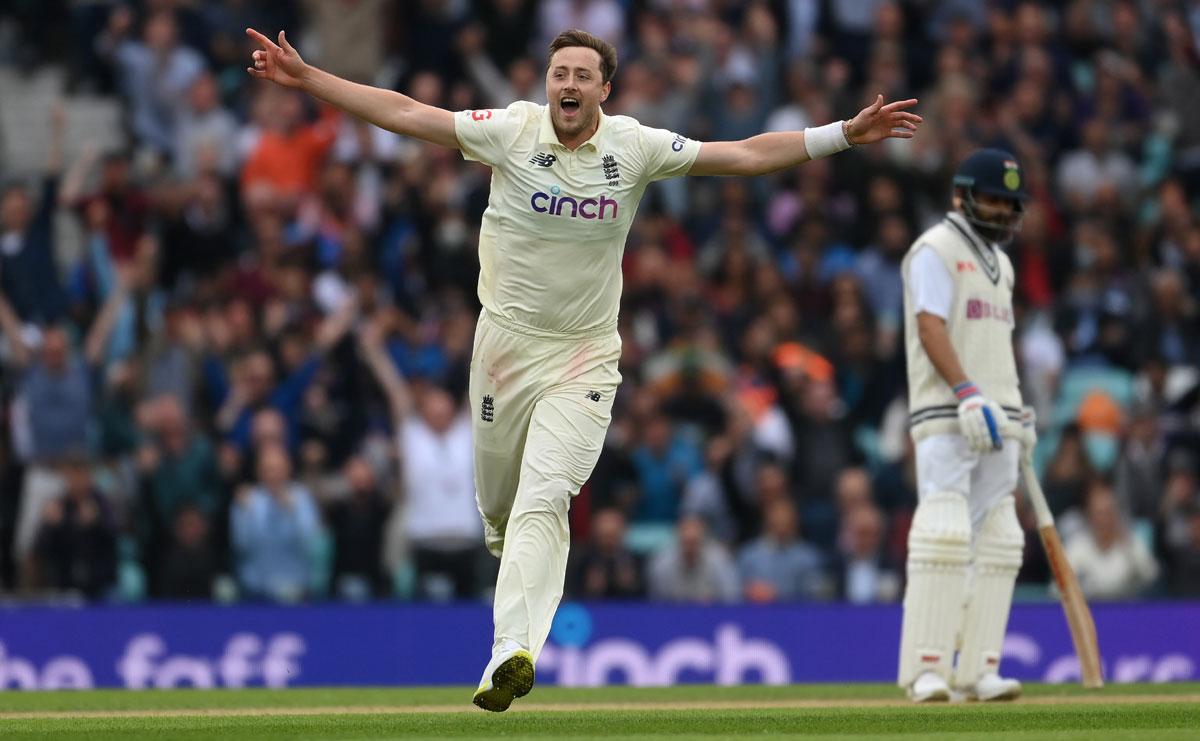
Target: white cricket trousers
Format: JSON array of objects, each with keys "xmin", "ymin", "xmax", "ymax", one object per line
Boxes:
[
  {"xmin": 469, "ymin": 309, "xmax": 620, "ymax": 660},
  {"xmin": 915, "ymin": 434, "xmax": 1020, "ymax": 530}
]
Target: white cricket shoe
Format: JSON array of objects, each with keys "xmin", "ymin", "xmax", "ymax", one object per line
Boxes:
[
  {"xmin": 907, "ymin": 671, "xmax": 952, "ymax": 702},
  {"xmin": 472, "ymin": 644, "xmax": 535, "ymax": 712},
  {"xmin": 961, "ymin": 673, "xmax": 1022, "ymax": 702}
]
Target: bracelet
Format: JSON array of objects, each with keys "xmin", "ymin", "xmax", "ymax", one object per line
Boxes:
[
  {"xmin": 953, "ymin": 381, "xmax": 980, "ymax": 400},
  {"xmin": 803, "ymin": 120, "xmax": 852, "ymax": 159}
]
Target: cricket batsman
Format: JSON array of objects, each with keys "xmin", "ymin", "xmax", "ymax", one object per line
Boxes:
[
  {"xmin": 247, "ymin": 27, "xmax": 921, "ymax": 710},
  {"xmin": 898, "ymin": 149, "xmax": 1037, "ymax": 702}
]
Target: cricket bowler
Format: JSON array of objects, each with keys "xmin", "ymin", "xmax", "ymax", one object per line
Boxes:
[
  {"xmin": 247, "ymin": 26, "xmax": 921, "ymax": 711},
  {"xmin": 897, "ymin": 149, "xmax": 1037, "ymax": 702}
]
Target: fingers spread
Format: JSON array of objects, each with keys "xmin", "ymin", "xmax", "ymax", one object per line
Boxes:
[
  {"xmin": 245, "ymin": 27, "xmax": 279, "ymax": 51},
  {"xmin": 881, "ymin": 98, "xmax": 919, "ymax": 112}
]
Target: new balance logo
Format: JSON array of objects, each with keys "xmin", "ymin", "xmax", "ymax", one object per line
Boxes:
[
  {"xmin": 585, "ymin": 390, "xmax": 601, "ymax": 402},
  {"xmin": 529, "ymin": 152, "xmax": 557, "ymax": 167},
  {"xmin": 481, "ymin": 394, "xmax": 495, "ymax": 422},
  {"xmin": 601, "ymin": 154, "xmax": 620, "ymax": 184}
]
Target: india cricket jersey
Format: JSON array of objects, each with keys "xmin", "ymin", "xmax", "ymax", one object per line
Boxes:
[
  {"xmin": 902, "ymin": 212, "xmax": 1023, "ymax": 441},
  {"xmin": 454, "ymin": 101, "xmax": 701, "ymax": 335}
]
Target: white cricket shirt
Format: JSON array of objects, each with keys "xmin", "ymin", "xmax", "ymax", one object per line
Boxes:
[{"xmin": 454, "ymin": 101, "xmax": 701, "ymax": 335}]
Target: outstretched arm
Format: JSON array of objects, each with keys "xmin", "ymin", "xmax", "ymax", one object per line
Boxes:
[
  {"xmin": 689, "ymin": 95, "xmax": 922, "ymax": 177},
  {"xmin": 0, "ymin": 289, "xmax": 30, "ymax": 368},
  {"xmin": 246, "ymin": 28, "xmax": 459, "ymax": 149},
  {"xmin": 356, "ymin": 313, "xmax": 413, "ymax": 422},
  {"xmin": 83, "ymin": 262, "xmax": 134, "ymax": 366}
]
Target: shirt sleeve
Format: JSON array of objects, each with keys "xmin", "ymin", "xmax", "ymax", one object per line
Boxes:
[
  {"xmin": 908, "ymin": 246, "xmax": 954, "ymax": 320},
  {"xmin": 638, "ymin": 124, "xmax": 701, "ymax": 182},
  {"xmin": 454, "ymin": 102, "xmax": 529, "ymax": 167}
]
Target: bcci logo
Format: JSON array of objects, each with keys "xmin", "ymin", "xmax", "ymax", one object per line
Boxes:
[{"xmin": 1003, "ymin": 159, "xmax": 1021, "ymax": 191}]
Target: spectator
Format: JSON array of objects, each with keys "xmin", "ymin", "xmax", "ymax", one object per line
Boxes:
[
  {"xmin": 630, "ymin": 409, "xmax": 704, "ymax": 524},
  {"xmin": 1041, "ymin": 425, "xmax": 1094, "ymax": 518},
  {"xmin": 783, "ymin": 373, "xmax": 858, "ymax": 546},
  {"xmin": 737, "ymin": 499, "xmax": 827, "ymax": 602},
  {"xmin": 157, "ymin": 505, "xmax": 219, "ymax": 600},
  {"xmin": 647, "ymin": 515, "xmax": 739, "ymax": 603},
  {"xmin": 0, "ymin": 105, "xmax": 67, "ymax": 325},
  {"xmin": 1164, "ymin": 504, "xmax": 1200, "ymax": 597},
  {"xmin": 240, "ymin": 88, "xmax": 338, "ymax": 214},
  {"xmin": 135, "ymin": 394, "xmax": 223, "ymax": 588},
  {"xmin": 231, "ymin": 443, "xmax": 323, "ymax": 602},
  {"xmin": 1113, "ymin": 403, "xmax": 1166, "ymax": 521},
  {"xmin": 833, "ymin": 504, "xmax": 901, "ymax": 604},
  {"xmin": 174, "ymin": 72, "xmax": 240, "ymax": 178},
  {"xmin": 1158, "ymin": 458, "xmax": 1199, "ymax": 597},
  {"xmin": 66, "ymin": 151, "xmax": 151, "ymax": 262},
  {"xmin": 680, "ymin": 435, "xmax": 743, "ymax": 545},
  {"xmin": 567, "ymin": 508, "xmax": 644, "ymax": 600},
  {"xmin": 300, "ymin": 0, "xmax": 389, "ymax": 85},
  {"xmin": 3, "ymin": 266, "xmax": 128, "ymax": 576},
  {"xmin": 101, "ymin": 7, "xmax": 206, "ymax": 155},
  {"xmin": 215, "ymin": 298, "xmax": 358, "ymax": 455},
  {"xmin": 326, "ymin": 456, "xmax": 391, "ymax": 600},
  {"xmin": 31, "ymin": 456, "xmax": 117, "ymax": 598},
  {"xmin": 1065, "ymin": 481, "xmax": 1160, "ymax": 600},
  {"xmin": 358, "ymin": 314, "xmax": 480, "ymax": 600},
  {"xmin": 1055, "ymin": 118, "xmax": 1137, "ymax": 214}
]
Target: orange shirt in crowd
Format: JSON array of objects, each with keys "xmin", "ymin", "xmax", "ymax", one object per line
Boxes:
[{"xmin": 241, "ymin": 108, "xmax": 338, "ymax": 198}]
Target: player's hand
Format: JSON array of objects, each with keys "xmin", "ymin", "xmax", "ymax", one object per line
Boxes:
[
  {"xmin": 246, "ymin": 28, "xmax": 307, "ymax": 89},
  {"xmin": 954, "ymin": 382, "xmax": 1004, "ymax": 452},
  {"xmin": 845, "ymin": 95, "xmax": 922, "ymax": 145}
]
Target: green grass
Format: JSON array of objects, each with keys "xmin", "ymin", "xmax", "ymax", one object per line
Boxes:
[{"xmin": 0, "ymin": 683, "xmax": 1196, "ymax": 740}]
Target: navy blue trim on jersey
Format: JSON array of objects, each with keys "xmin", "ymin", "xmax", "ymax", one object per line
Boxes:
[{"xmin": 943, "ymin": 216, "xmax": 1001, "ymax": 286}]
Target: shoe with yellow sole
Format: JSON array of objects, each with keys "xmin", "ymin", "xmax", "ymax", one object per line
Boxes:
[{"xmin": 472, "ymin": 648, "xmax": 534, "ymax": 712}]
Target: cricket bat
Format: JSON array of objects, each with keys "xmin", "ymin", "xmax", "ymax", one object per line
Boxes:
[{"xmin": 1020, "ymin": 453, "xmax": 1104, "ymax": 689}]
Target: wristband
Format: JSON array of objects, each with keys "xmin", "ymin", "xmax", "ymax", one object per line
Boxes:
[
  {"xmin": 803, "ymin": 120, "xmax": 852, "ymax": 159},
  {"xmin": 953, "ymin": 381, "xmax": 980, "ymax": 400}
]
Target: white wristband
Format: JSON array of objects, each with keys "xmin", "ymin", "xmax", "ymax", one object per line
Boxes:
[{"xmin": 803, "ymin": 120, "xmax": 852, "ymax": 160}]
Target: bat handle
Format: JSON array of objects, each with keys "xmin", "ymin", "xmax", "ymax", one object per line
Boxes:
[{"xmin": 1020, "ymin": 449, "xmax": 1055, "ymax": 529}]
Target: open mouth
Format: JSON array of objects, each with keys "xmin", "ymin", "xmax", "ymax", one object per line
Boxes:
[{"xmin": 560, "ymin": 97, "xmax": 580, "ymax": 115}]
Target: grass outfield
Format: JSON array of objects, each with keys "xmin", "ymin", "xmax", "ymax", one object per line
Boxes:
[{"xmin": 0, "ymin": 683, "xmax": 1196, "ymax": 739}]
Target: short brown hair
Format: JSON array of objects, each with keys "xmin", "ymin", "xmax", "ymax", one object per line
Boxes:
[{"xmin": 548, "ymin": 29, "xmax": 618, "ymax": 84}]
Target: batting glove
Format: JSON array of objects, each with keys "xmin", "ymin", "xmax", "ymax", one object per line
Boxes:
[{"xmin": 954, "ymin": 381, "xmax": 1005, "ymax": 452}]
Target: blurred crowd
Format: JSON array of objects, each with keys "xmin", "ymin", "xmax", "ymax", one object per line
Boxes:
[{"xmin": 0, "ymin": 0, "xmax": 1198, "ymax": 606}]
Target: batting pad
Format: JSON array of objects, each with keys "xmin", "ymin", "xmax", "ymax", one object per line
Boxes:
[
  {"xmin": 898, "ymin": 491, "xmax": 972, "ymax": 687},
  {"xmin": 955, "ymin": 495, "xmax": 1024, "ymax": 688}
]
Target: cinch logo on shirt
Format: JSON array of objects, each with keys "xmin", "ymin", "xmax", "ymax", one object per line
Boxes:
[
  {"xmin": 530, "ymin": 185, "xmax": 619, "ymax": 220},
  {"xmin": 965, "ymin": 298, "xmax": 1013, "ymax": 324}
]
